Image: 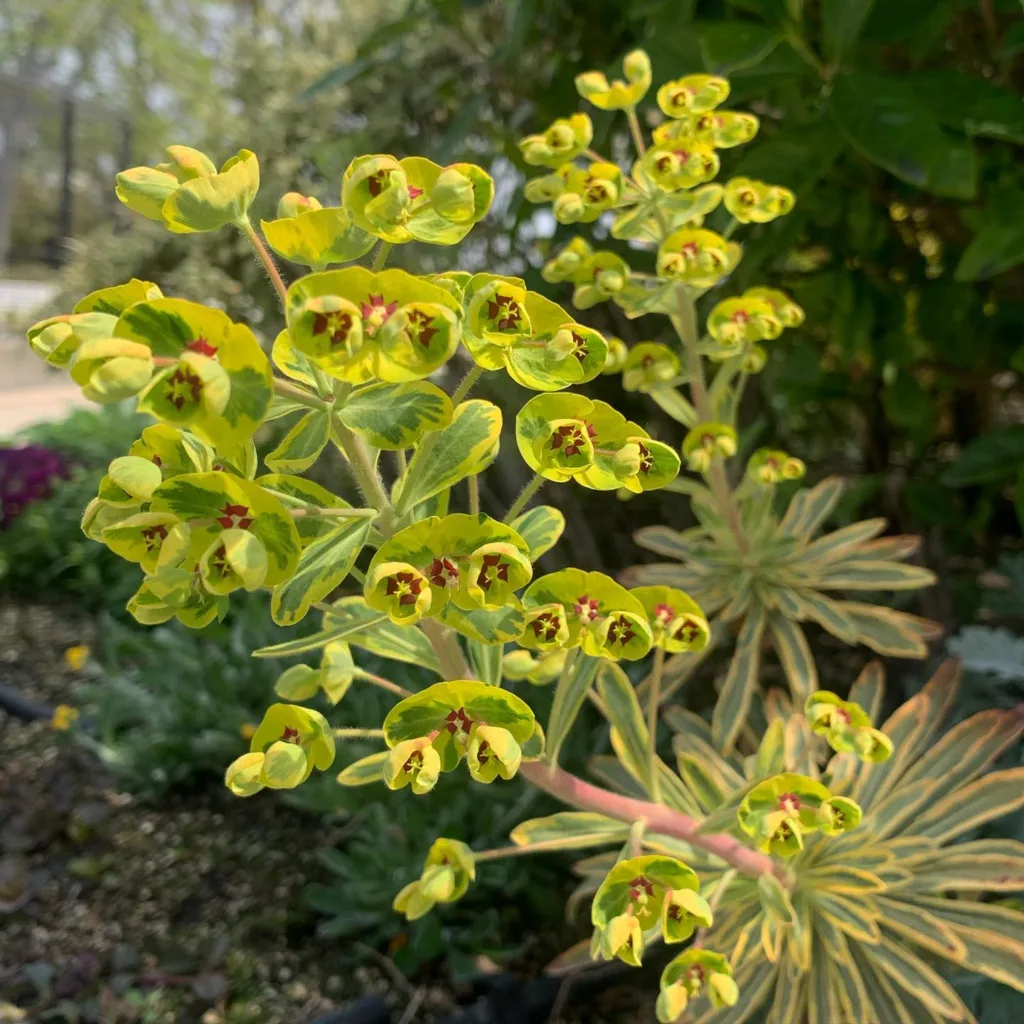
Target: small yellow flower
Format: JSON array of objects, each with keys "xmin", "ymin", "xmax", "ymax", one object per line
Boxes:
[
  {"xmin": 64, "ymin": 645, "xmax": 90, "ymax": 671},
  {"xmin": 52, "ymin": 705, "xmax": 80, "ymax": 731},
  {"xmin": 240, "ymin": 722, "xmax": 257, "ymax": 740}
]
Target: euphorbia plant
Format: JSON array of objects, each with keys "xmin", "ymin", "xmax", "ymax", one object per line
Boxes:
[{"xmin": 27, "ymin": 49, "xmax": 1024, "ymax": 1023}]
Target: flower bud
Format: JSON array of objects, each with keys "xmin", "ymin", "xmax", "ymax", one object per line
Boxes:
[{"xmin": 277, "ymin": 191, "xmax": 322, "ymax": 218}]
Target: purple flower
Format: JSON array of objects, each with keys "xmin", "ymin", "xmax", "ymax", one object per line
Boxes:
[{"xmin": 0, "ymin": 445, "xmax": 70, "ymax": 527}]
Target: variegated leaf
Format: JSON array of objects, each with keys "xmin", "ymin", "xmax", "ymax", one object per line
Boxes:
[
  {"xmin": 876, "ymin": 901, "xmax": 967, "ymax": 962},
  {"xmin": 815, "ymin": 561, "xmax": 937, "ymax": 591},
  {"xmin": 546, "ymin": 653, "xmax": 599, "ymax": 767},
  {"xmin": 908, "ymin": 767, "xmax": 1024, "ymax": 842},
  {"xmin": 848, "ymin": 659, "xmax": 886, "ymax": 723},
  {"xmin": 869, "ymin": 935, "xmax": 971, "ymax": 1020},
  {"xmin": 270, "ymin": 517, "xmax": 371, "ymax": 626},
  {"xmin": 839, "ymin": 600, "xmax": 943, "ymax": 658},
  {"xmin": 510, "ymin": 811, "xmax": 630, "ymax": 851},
  {"xmin": 777, "ymin": 476, "xmax": 844, "ymax": 539},
  {"xmin": 793, "ymin": 517, "xmax": 887, "ymax": 565},
  {"xmin": 264, "ymin": 410, "xmax": 330, "ymax": 473},
  {"xmin": 336, "ymin": 751, "xmax": 388, "ymax": 786},
  {"xmin": 712, "ymin": 602, "xmax": 767, "ymax": 754},
  {"xmin": 812, "ymin": 892, "xmax": 881, "ymax": 944},
  {"xmin": 767, "ymin": 612, "xmax": 817, "ymax": 701},
  {"xmin": 595, "ymin": 661, "xmax": 651, "ymax": 791}
]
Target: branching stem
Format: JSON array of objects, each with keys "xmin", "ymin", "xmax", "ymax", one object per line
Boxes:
[
  {"xmin": 672, "ymin": 287, "xmax": 748, "ymax": 553},
  {"xmin": 519, "ymin": 761, "xmax": 779, "ymax": 879}
]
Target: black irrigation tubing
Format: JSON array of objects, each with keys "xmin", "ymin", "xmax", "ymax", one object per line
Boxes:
[{"xmin": 0, "ymin": 683, "xmax": 54, "ymax": 722}]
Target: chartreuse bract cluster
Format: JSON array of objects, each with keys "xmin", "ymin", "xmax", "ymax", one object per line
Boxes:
[{"xmin": 26, "ymin": 45, "xmax": 1024, "ymax": 1024}]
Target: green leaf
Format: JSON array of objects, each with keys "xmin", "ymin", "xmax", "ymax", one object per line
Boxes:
[
  {"xmin": 468, "ymin": 636, "xmax": 503, "ymax": 685},
  {"xmin": 252, "ymin": 617, "xmax": 386, "ymax": 658},
  {"xmin": 821, "ymin": 0, "xmax": 875, "ymax": 60},
  {"xmin": 942, "ymin": 425, "xmax": 1024, "ymax": 486},
  {"xmin": 439, "ymin": 602, "xmax": 526, "ymax": 645},
  {"xmin": 909, "ymin": 767, "xmax": 1024, "ymax": 843},
  {"xmin": 767, "ymin": 612, "xmax": 817, "ymax": 701},
  {"xmin": 395, "ymin": 400, "xmax": 501, "ymax": 514},
  {"xmin": 595, "ymin": 661, "xmax": 652, "ymax": 791},
  {"xmin": 546, "ymin": 653, "xmax": 600, "ymax": 767},
  {"xmin": 265, "ymin": 410, "xmax": 330, "ymax": 473},
  {"xmin": 336, "ymin": 751, "xmax": 388, "ymax": 786},
  {"xmin": 712, "ymin": 602, "xmax": 767, "ymax": 754},
  {"xmin": 758, "ymin": 872, "xmax": 795, "ymax": 925},
  {"xmin": 323, "ymin": 596, "xmax": 442, "ymax": 674},
  {"xmin": 270, "ymin": 517, "xmax": 371, "ymax": 626},
  {"xmin": 383, "ymin": 680, "xmax": 535, "ymax": 745},
  {"xmin": 510, "ymin": 505, "xmax": 565, "ymax": 561},
  {"xmin": 338, "ymin": 380, "xmax": 453, "ymax": 450},
  {"xmin": 510, "ymin": 812, "xmax": 631, "ymax": 851},
  {"xmin": 908, "ymin": 70, "xmax": 1024, "ymax": 145},
  {"xmin": 955, "ymin": 203, "xmax": 1024, "ymax": 282},
  {"xmin": 698, "ymin": 20, "xmax": 782, "ymax": 73},
  {"xmin": 870, "ymin": 936, "xmax": 970, "ymax": 1020},
  {"xmin": 830, "ymin": 72, "xmax": 977, "ymax": 200}
]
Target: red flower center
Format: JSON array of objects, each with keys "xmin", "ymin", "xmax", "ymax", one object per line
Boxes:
[
  {"xmin": 530, "ymin": 610, "xmax": 562, "ymax": 642},
  {"xmin": 165, "ymin": 367, "xmax": 202, "ymax": 410},
  {"xmin": 445, "ymin": 707, "xmax": 474, "ymax": 736},
  {"xmin": 574, "ymin": 594, "xmax": 600, "ymax": 623},
  {"xmin": 187, "ymin": 336, "xmax": 217, "ymax": 357},
  {"xmin": 313, "ymin": 310, "xmax": 354, "ymax": 347},
  {"xmin": 141, "ymin": 524, "xmax": 168, "ymax": 551},
  {"xmin": 360, "ymin": 294, "xmax": 399, "ymax": 336},
  {"xmin": 217, "ymin": 503, "xmax": 253, "ymax": 530},
  {"xmin": 385, "ymin": 571, "xmax": 424, "ymax": 605},
  {"xmin": 425, "ymin": 557, "xmax": 459, "ymax": 589}
]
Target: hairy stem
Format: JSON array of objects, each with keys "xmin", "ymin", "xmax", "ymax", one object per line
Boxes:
[
  {"xmin": 332, "ymin": 416, "xmax": 391, "ymax": 511},
  {"xmin": 672, "ymin": 287, "xmax": 748, "ymax": 553},
  {"xmin": 240, "ymin": 217, "xmax": 289, "ymax": 309},
  {"xmin": 647, "ymin": 645, "xmax": 665, "ymax": 802},
  {"xmin": 451, "ymin": 364, "xmax": 484, "ymax": 405},
  {"xmin": 503, "ymin": 473, "xmax": 544, "ymax": 524},
  {"xmin": 468, "ymin": 473, "xmax": 480, "ymax": 515},
  {"xmin": 334, "ymin": 727, "xmax": 386, "ymax": 739},
  {"xmin": 355, "ymin": 670, "xmax": 412, "ymax": 699},
  {"xmin": 519, "ymin": 761, "xmax": 778, "ymax": 879}
]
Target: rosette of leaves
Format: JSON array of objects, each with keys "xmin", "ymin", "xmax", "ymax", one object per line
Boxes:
[
  {"xmin": 622, "ymin": 476, "xmax": 942, "ymax": 752},
  {"xmin": 529, "ymin": 661, "xmax": 1023, "ymax": 1023},
  {"xmin": 670, "ymin": 661, "xmax": 1024, "ymax": 1023}
]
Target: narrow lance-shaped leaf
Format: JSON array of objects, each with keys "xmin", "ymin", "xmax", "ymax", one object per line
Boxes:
[
  {"xmin": 713, "ymin": 602, "xmax": 767, "ymax": 754},
  {"xmin": 510, "ymin": 812, "xmax": 631, "ymax": 852},
  {"xmin": 546, "ymin": 653, "xmax": 600, "ymax": 767},
  {"xmin": 595, "ymin": 661, "xmax": 652, "ymax": 791}
]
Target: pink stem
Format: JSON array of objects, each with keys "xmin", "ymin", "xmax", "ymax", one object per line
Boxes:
[{"xmin": 519, "ymin": 761, "xmax": 779, "ymax": 879}]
